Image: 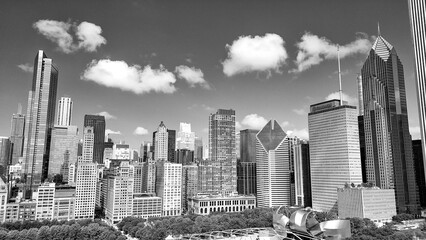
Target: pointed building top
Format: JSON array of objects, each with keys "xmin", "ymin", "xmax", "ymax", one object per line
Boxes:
[
  {"xmin": 371, "ymin": 33, "xmax": 394, "ymax": 61},
  {"xmin": 377, "ymin": 22, "xmax": 381, "ymax": 36},
  {"xmin": 257, "ymin": 120, "xmax": 287, "ymax": 152}
]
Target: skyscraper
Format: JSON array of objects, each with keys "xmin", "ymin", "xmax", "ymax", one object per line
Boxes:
[
  {"xmin": 22, "ymin": 50, "xmax": 58, "ymax": 193},
  {"xmin": 155, "ymin": 161, "xmax": 182, "ymax": 216},
  {"xmin": 84, "ymin": 115, "xmax": 105, "ymax": 164},
  {"xmin": 308, "ymin": 99, "xmax": 362, "ymax": 213},
  {"xmin": 361, "ymin": 33, "xmax": 419, "ymax": 213},
  {"xmin": 167, "ymin": 129, "xmax": 176, "ymax": 162},
  {"xmin": 256, "ymin": 120, "xmax": 291, "ymax": 208},
  {"xmin": 412, "ymin": 140, "xmax": 426, "ymax": 208},
  {"xmin": 194, "ymin": 137, "xmax": 203, "ymax": 161},
  {"xmin": 153, "ymin": 121, "xmax": 168, "ymax": 161},
  {"xmin": 176, "ymin": 122, "xmax": 195, "ymax": 151},
  {"xmin": 294, "ymin": 140, "xmax": 311, "ymax": 207},
  {"xmin": 237, "ymin": 129, "xmax": 258, "ymax": 195},
  {"xmin": 207, "ymin": 109, "xmax": 237, "ymax": 195},
  {"xmin": 9, "ymin": 105, "xmax": 25, "ymax": 165},
  {"xmin": 56, "ymin": 97, "xmax": 73, "ymax": 126},
  {"xmin": 0, "ymin": 137, "xmax": 10, "ymax": 177},
  {"xmin": 409, "ymin": 0, "xmax": 426, "ymax": 189}
]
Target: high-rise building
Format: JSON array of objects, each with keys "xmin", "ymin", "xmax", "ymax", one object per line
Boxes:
[
  {"xmin": 175, "ymin": 149, "xmax": 194, "ymax": 165},
  {"xmin": 133, "ymin": 163, "xmax": 143, "ymax": 194},
  {"xmin": 139, "ymin": 142, "xmax": 153, "ymax": 162},
  {"xmin": 176, "ymin": 123, "xmax": 195, "ymax": 151},
  {"xmin": 83, "ymin": 115, "xmax": 105, "ymax": 164},
  {"xmin": 287, "ymin": 137, "xmax": 299, "ymax": 206},
  {"xmin": 153, "ymin": 122, "xmax": 168, "ymax": 161},
  {"xmin": 409, "ymin": 0, "xmax": 426, "ymax": 187},
  {"xmin": 168, "ymin": 130, "xmax": 176, "ymax": 163},
  {"xmin": 142, "ymin": 160, "xmax": 156, "ymax": 193},
  {"xmin": 0, "ymin": 138, "xmax": 10, "ymax": 178},
  {"xmin": 308, "ymin": 100, "xmax": 362, "ymax": 213},
  {"xmin": 256, "ymin": 120, "xmax": 291, "ymax": 208},
  {"xmin": 237, "ymin": 129, "xmax": 258, "ymax": 196},
  {"xmin": 294, "ymin": 140, "xmax": 311, "ymax": 207},
  {"xmin": 9, "ymin": 105, "xmax": 25, "ymax": 165},
  {"xmin": 194, "ymin": 137, "xmax": 203, "ymax": 161},
  {"xmin": 75, "ymin": 127, "xmax": 97, "ymax": 219},
  {"xmin": 207, "ymin": 109, "xmax": 237, "ymax": 195},
  {"xmin": 361, "ymin": 33, "xmax": 419, "ymax": 213},
  {"xmin": 48, "ymin": 125, "xmax": 79, "ymax": 182},
  {"xmin": 412, "ymin": 140, "xmax": 426, "ymax": 208},
  {"xmin": 56, "ymin": 97, "xmax": 73, "ymax": 126},
  {"xmin": 155, "ymin": 161, "xmax": 182, "ymax": 216},
  {"xmin": 182, "ymin": 164, "xmax": 198, "ymax": 212},
  {"xmin": 105, "ymin": 161, "xmax": 134, "ymax": 224},
  {"xmin": 22, "ymin": 50, "xmax": 58, "ymax": 194}
]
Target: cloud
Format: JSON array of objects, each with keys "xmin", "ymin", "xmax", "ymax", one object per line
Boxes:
[
  {"xmin": 175, "ymin": 65, "xmax": 210, "ymax": 89},
  {"xmin": 291, "ymin": 32, "xmax": 372, "ymax": 73},
  {"xmin": 133, "ymin": 127, "xmax": 149, "ymax": 136},
  {"xmin": 325, "ymin": 92, "xmax": 357, "ymax": 106},
  {"xmin": 241, "ymin": 114, "xmax": 268, "ymax": 130},
  {"xmin": 81, "ymin": 59, "xmax": 177, "ymax": 94},
  {"xmin": 410, "ymin": 126, "xmax": 421, "ymax": 139},
  {"xmin": 17, "ymin": 63, "xmax": 33, "ymax": 73},
  {"xmin": 236, "ymin": 121, "xmax": 242, "ymax": 130},
  {"xmin": 281, "ymin": 121, "xmax": 290, "ymax": 128},
  {"xmin": 223, "ymin": 33, "xmax": 288, "ymax": 77},
  {"xmin": 96, "ymin": 111, "xmax": 116, "ymax": 120},
  {"xmin": 292, "ymin": 108, "xmax": 307, "ymax": 116},
  {"xmin": 33, "ymin": 19, "xmax": 106, "ymax": 53},
  {"xmin": 105, "ymin": 129, "xmax": 121, "ymax": 136},
  {"xmin": 286, "ymin": 128, "xmax": 309, "ymax": 140}
]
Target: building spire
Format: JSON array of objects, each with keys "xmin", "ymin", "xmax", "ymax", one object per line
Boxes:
[
  {"xmin": 377, "ymin": 22, "xmax": 381, "ymax": 36},
  {"xmin": 337, "ymin": 45, "xmax": 343, "ymax": 105}
]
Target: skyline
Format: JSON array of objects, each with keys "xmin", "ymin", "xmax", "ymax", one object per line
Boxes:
[{"xmin": 0, "ymin": 0, "xmax": 421, "ymax": 149}]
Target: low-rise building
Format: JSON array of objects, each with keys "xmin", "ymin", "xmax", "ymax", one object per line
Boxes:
[
  {"xmin": 337, "ymin": 187, "xmax": 396, "ymax": 226},
  {"xmin": 36, "ymin": 183, "xmax": 56, "ymax": 220},
  {"xmin": 53, "ymin": 185, "xmax": 75, "ymax": 221},
  {"xmin": 133, "ymin": 193, "xmax": 162, "ymax": 219},
  {"xmin": 188, "ymin": 194, "xmax": 256, "ymax": 215}
]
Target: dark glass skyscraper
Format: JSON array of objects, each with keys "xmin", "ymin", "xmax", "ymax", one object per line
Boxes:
[
  {"xmin": 237, "ymin": 129, "xmax": 258, "ymax": 195},
  {"xmin": 22, "ymin": 50, "xmax": 58, "ymax": 194},
  {"xmin": 10, "ymin": 105, "xmax": 25, "ymax": 165},
  {"xmin": 84, "ymin": 115, "xmax": 105, "ymax": 164},
  {"xmin": 412, "ymin": 140, "xmax": 426, "ymax": 208},
  {"xmin": 361, "ymin": 34, "xmax": 419, "ymax": 213}
]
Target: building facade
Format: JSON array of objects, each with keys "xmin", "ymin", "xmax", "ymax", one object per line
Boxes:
[
  {"xmin": 237, "ymin": 129, "xmax": 258, "ymax": 196},
  {"xmin": 361, "ymin": 34, "xmax": 419, "ymax": 213},
  {"xmin": 308, "ymin": 100, "xmax": 362, "ymax": 213},
  {"xmin": 22, "ymin": 50, "xmax": 58, "ymax": 194},
  {"xmin": 83, "ymin": 115, "xmax": 105, "ymax": 164},
  {"xmin": 188, "ymin": 194, "xmax": 256, "ymax": 215},
  {"xmin": 56, "ymin": 97, "xmax": 73, "ymax": 126},
  {"xmin": 176, "ymin": 122, "xmax": 195, "ymax": 151},
  {"xmin": 413, "ymin": 140, "xmax": 426, "ymax": 208},
  {"xmin": 9, "ymin": 107, "xmax": 25, "ymax": 165},
  {"xmin": 182, "ymin": 164, "xmax": 198, "ymax": 212},
  {"xmin": 132, "ymin": 193, "xmax": 162, "ymax": 219},
  {"xmin": 155, "ymin": 161, "xmax": 182, "ymax": 216}
]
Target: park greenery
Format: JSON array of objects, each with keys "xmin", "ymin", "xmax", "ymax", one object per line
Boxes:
[{"xmin": 0, "ymin": 219, "xmax": 125, "ymax": 240}]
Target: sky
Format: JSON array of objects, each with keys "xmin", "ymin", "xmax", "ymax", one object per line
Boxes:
[{"xmin": 0, "ymin": 0, "xmax": 420, "ymax": 149}]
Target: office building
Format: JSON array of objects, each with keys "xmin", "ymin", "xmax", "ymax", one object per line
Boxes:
[
  {"xmin": 237, "ymin": 129, "xmax": 258, "ymax": 196},
  {"xmin": 182, "ymin": 164, "xmax": 198, "ymax": 212},
  {"xmin": 74, "ymin": 127, "xmax": 97, "ymax": 219},
  {"xmin": 139, "ymin": 141, "xmax": 153, "ymax": 162},
  {"xmin": 413, "ymin": 140, "xmax": 426, "ymax": 207},
  {"xmin": 133, "ymin": 193, "xmax": 162, "ymax": 219},
  {"xmin": 176, "ymin": 122, "xmax": 195, "ymax": 151},
  {"xmin": 0, "ymin": 178, "xmax": 7, "ymax": 222},
  {"xmin": 361, "ymin": 33, "xmax": 419, "ymax": 213},
  {"xmin": 308, "ymin": 100, "xmax": 362, "ymax": 213},
  {"xmin": 337, "ymin": 187, "xmax": 396, "ymax": 226},
  {"xmin": 287, "ymin": 137, "xmax": 299, "ymax": 206},
  {"xmin": 9, "ymin": 105, "xmax": 25, "ymax": 165},
  {"xmin": 294, "ymin": 141, "xmax": 311, "ymax": 207},
  {"xmin": 206, "ymin": 109, "xmax": 237, "ymax": 195},
  {"xmin": 105, "ymin": 161, "xmax": 134, "ymax": 224},
  {"xmin": 113, "ymin": 143, "xmax": 130, "ymax": 160},
  {"xmin": 48, "ymin": 125, "xmax": 79, "ymax": 182},
  {"xmin": 168, "ymin": 129, "xmax": 176, "ymax": 162},
  {"xmin": 153, "ymin": 122, "xmax": 168, "ymax": 161},
  {"xmin": 194, "ymin": 137, "xmax": 203, "ymax": 161},
  {"xmin": 133, "ymin": 163, "xmax": 143, "ymax": 194},
  {"xmin": 83, "ymin": 115, "xmax": 105, "ymax": 164},
  {"xmin": 155, "ymin": 161, "xmax": 182, "ymax": 216},
  {"xmin": 142, "ymin": 160, "xmax": 156, "ymax": 193},
  {"xmin": 188, "ymin": 194, "xmax": 256, "ymax": 215},
  {"xmin": 409, "ymin": 0, "xmax": 426, "ymax": 187},
  {"xmin": 22, "ymin": 50, "xmax": 58, "ymax": 193},
  {"xmin": 256, "ymin": 120, "xmax": 291, "ymax": 208},
  {"xmin": 175, "ymin": 149, "xmax": 194, "ymax": 165},
  {"xmin": 0, "ymin": 138, "xmax": 10, "ymax": 177},
  {"xmin": 35, "ymin": 183, "xmax": 56, "ymax": 220},
  {"xmin": 56, "ymin": 97, "xmax": 73, "ymax": 126}
]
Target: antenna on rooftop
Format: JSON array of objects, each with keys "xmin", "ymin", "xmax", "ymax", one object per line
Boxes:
[{"xmin": 338, "ymin": 45, "xmax": 343, "ymax": 105}]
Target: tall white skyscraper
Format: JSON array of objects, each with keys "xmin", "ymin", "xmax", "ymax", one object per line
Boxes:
[
  {"xmin": 154, "ymin": 121, "xmax": 168, "ymax": 161},
  {"xmin": 409, "ymin": 0, "xmax": 426, "ymax": 185},
  {"xmin": 176, "ymin": 122, "xmax": 195, "ymax": 151},
  {"xmin": 155, "ymin": 161, "xmax": 182, "ymax": 216},
  {"xmin": 75, "ymin": 127, "xmax": 97, "ymax": 219},
  {"xmin": 308, "ymin": 100, "xmax": 362, "ymax": 213},
  {"xmin": 56, "ymin": 97, "xmax": 73, "ymax": 126},
  {"xmin": 256, "ymin": 120, "xmax": 291, "ymax": 208}
]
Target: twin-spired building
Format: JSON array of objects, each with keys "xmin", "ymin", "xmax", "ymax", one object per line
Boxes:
[{"xmin": 308, "ymin": 100, "xmax": 362, "ymax": 213}]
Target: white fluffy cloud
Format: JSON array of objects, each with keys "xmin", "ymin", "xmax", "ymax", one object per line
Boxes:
[
  {"xmin": 292, "ymin": 108, "xmax": 307, "ymax": 116},
  {"xmin": 105, "ymin": 129, "xmax": 121, "ymax": 136},
  {"xmin": 96, "ymin": 111, "xmax": 116, "ymax": 120},
  {"xmin": 33, "ymin": 19, "xmax": 106, "ymax": 53},
  {"xmin": 286, "ymin": 128, "xmax": 309, "ymax": 140},
  {"xmin": 17, "ymin": 63, "xmax": 33, "ymax": 73},
  {"xmin": 175, "ymin": 65, "xmax": 210, "ymax": 89},
  {"xmin": 325, "ymin": 92, "xmax": 358, "ymax": 106},
  {"xmin": 291, "ymin": 32, "xmax": 372, "ymax": 73},
  {"xmin": 241, "ymin": 114, "xmax": 268, "ymax": 130},
  {"xmin": 223, "ymin": 33, "xmax": 288, "ymax": 77},
  {"xmin": 236, "ymin": 121, "xmax": 242, "ymax": 130},
  {"xmin": 133, "ymin": 127, "xmax": 149, "ymax": 136},
  {"xmin": 81, "ymin": 59, "xmax": 177, "ymax": 95}
]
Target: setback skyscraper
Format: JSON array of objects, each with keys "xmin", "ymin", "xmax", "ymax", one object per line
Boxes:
[
  {"xmin": 22, "ymin": 50, "xmax": 58, "ymax": 194},
  {"xmin": 308, "ymin": 99, "xmax": 362, "ymax": 213},
  {"xmin": 409, "ymin": 0, "xmax": 426, "ymax": 187},
  {"xmin": 56, "ymin": 97, "xmax": 73, "ymax": 126},
  {"xmin": 83, "ymin": 115, "xmax": 106, "ymax": 164},
  {"xmin": 361, "ymin": 33, "xmax": 419, "ymax": 213}
]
